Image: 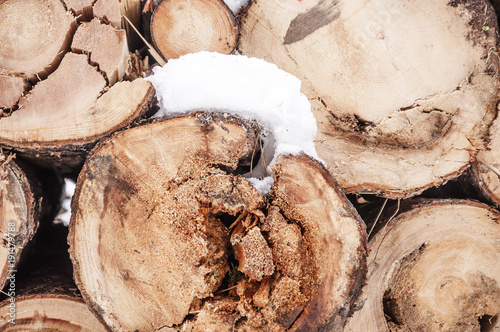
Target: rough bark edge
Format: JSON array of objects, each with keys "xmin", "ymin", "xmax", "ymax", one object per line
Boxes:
[
  {"xmin": 0, "ymin": 82, "xmax": 156, "ymax": 172},
  {"xmin": 67, "ymin": 111, "xmax": 262, "ymax": 331},
  {"xmin": 0, "ymin": 157, "xmax": 63, "ymax": 292},
  {"xmin": 0, "ymin": 222, "xmax": 105, "ymax": 330},
  {"xmin": 469, "ymin": 160, "xmax": 500, "ymax": 209},
  {"xmin": 343, "ymin": 161, "xmax": 473, "ymax": 200},
  {"xmin": 0, "ymin": 160, "xmax": 40, "ymax": 291},
  {"xmin": 271, "ymin": 154, "xmax": 368, "ymax": 331}
]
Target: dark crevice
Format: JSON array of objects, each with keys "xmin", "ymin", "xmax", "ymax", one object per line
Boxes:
[
  {"xmin": 382, "ymin": 243, "xmax": 428, "ymax": 328},
  {"xmin": 210, "ymin": 139, "xmax": 263, "ymax": 177},
  {"xmin": 70, "ymin": 49, "xmax": 110, "ymax": 87},
  {"xmin": 318, "ymin": 97, "xmax": 328, "ymax": 108},
  {"xmin": 479, "ymin": 314, "xmax": 498, "ymax": 332},
  {"xmin": 382, "ymin": 290, "xmax": 404, "ymax": 326},
  {"xmin": 234, "ymin": 316, "xmax": 248, "ymax": 329},
  {"xmin": 421, "ymin": 108, "xmax": 446, "ymax": 114},
  {"xmin": 216, "ymin": 212, "xmax": 238, "ymax": 229}
]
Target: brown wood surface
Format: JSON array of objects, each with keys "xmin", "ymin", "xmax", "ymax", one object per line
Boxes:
[
  {"xmin": 69, "ymin": 113, "xmax": 367, "ymax": 331},
  {"xmin": 0, "ymin": 222, "xmax": 106, "ymax": 330},
  {"xmin": 151, "ymin": 0, "xmax": 238, "ymax": 61}
]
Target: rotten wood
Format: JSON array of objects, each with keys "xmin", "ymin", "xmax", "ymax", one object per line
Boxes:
[{"xmin": 69, "ymin": 112, "xmax": 367, "ymax": 331}]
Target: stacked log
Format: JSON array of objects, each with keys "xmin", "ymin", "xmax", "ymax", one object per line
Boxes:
[
  {"xmin": 471, "ymin": 113, "xmax": 500, "ymax": 208},
  {"xmin": 0, "ymin": 0, "xmax": 155, "ymax": 170},
  {"xmin": 0, "ymin": 222, "xmax": 106, "ymax": 330},
  {"xmin": 150, "ymin": 0, "xmax": 238, "ymax": 61},
  {"xmin": 238, "ymin": 0, "xmax": 500, "ymax": 198},
  {"xmin": 69, "ymin": 113, "xmax": 367, "ymax": 331},
  {"xmin": 0, "ymin": 152, "xmax": 60, "ymax": 291},
  {"xmin": 345, "ymin": 200, "xmax": 500, "ymax": 331}
]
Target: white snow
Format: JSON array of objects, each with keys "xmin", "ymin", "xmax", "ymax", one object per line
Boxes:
[
  {"xmin": 146, "ymin": 52, "xmax": 320, "ymax": 194},
  {"xmin": 223, "ymin": 0, "xmax": 249, "ymax": 14},
  {"xmin": 247, "ymin": 177, "xmax": 275, "ymax": 195},
  {"xmin": 55, "ymin": 178, "xmax": 76, "ymax": 226}
]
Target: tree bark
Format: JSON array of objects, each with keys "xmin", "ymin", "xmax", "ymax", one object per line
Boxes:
[
  {"xmin": 0, "ymin": 0, "xmax": 155, "ymax": 171},
  {"xmin": 238, "ymin": 0, "xmax": 500, "ymax": 198},
  {"xmin": 0, "ymin": 155, "xmax": 42, "ymax": 291},
  {"xmin": 0, "ymin": 151, "xmax": 63, "ymax": 292},
  {"xmin": 345, "ymin": 199, "xmax": 500, "ymax": 332},
  {"xmin": 69, "ymin": 112, "xmax": 367, "ymax": 331},
  {"xmin": 150, "ymin": 0, "xmax": 238, "ymax": 61},
  {"xmin": 0, "ymin": 222, "xmax": 106, "ymax": 330},
  {"xmin": 470, "ymin": 114, "xmax": 500, "ymax": 208}
]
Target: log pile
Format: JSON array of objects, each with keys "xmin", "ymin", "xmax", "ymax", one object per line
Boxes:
[
  {"xmin": 1, "ymin": 0, "xmax": 500, "ymax": 331},
  {"xmin": 0, "ymin": 0, "xmax": 155, "ymax": 171}
]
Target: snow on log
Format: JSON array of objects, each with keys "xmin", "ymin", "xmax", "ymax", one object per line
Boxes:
[{"xmin": 238, "ymin": 0, "xmax": 500, "ymax": 198}]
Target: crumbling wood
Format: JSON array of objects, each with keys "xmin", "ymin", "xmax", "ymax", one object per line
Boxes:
[{"xmin": 69, "ymin": 112, "xmax": 367, "ymax": 331}]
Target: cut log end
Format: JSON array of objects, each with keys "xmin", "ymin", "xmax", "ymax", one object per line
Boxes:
[
  {"xmin": 69, "ymin": 113, "xmax": 367, "ymax": 331},
  {"xmin": 239, "ymin": 0, "xmax": 500, "ymax": 197},
  {"xmin": 0, "ymin": 0, "xmax": 152, "ymax": 169},
  {"xmin": 0, "ymin": 0, "xmax": 76, "ymax": 80},
  {"xmin": 151, "ymin": 0, "xmax": 238, "ymax": 61},
  {"xmin": 472, "ymin": 114, "xmax": 500, "ymax": 208},
  {"xmin": 0, "ymin": 296, "xmax": 106, "ymax": 331},
  {"xmin": 0, "ymin": 221, "xmax": 106, "ymax": 331},
  {"xmin": 345, "ymin": 200, "xmax": 500, "ymax": 332},
  {"xmin": 71, "ymin": 18, "xmax": 130, "ymax": 85},
  {"xmin": 0, "ymin": 77, "xmax": 155, "ymax": 170}
]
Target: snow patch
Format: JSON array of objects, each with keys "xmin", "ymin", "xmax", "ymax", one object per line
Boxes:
[
  {"xmin": 223, "ymin": 0, "xmax": 249, "ymax": 14},
  {"xmin": 55, "ymin": 178, "xmax": 76, "ymax": 226},
  {"xmin": 146, "ymin": 52, "xmax": 320, "ymax": 194}
]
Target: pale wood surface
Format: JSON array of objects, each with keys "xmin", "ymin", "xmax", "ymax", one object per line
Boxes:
[
  {"xmin": 239, "ymin": 0, "xmax": 500, "ymax": 198},
  {"xmin": 151, "ymin": 0, "xmax": 238, "ymax": 61},
  {"xmin": 345, "ymin": 200, "xmax": 500, "ymax": 331}
]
